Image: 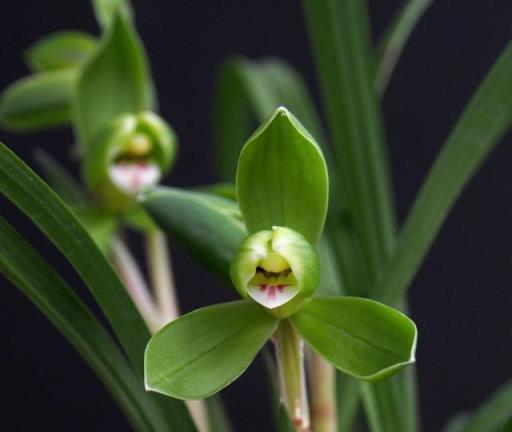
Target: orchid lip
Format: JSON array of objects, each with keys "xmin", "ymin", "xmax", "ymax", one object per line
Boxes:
[
  {"xmin": 247, "ymin": 282, "xmax": 300, "ymax": 309},
  {"xmin": 109, "ymin": 161, "xmax": 161, "ymax": 194}
]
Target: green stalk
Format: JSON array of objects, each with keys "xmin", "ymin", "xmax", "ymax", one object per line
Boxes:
[
  {"xmin": 302, "ymin": 0, "xmax": 396, "ymax": 284},
  {"xmin": 111, "ymin": 236, "xmax": 162, "ymax": 333},
  {"xmin": 308, "ymin": 351, "xmax": 337, "ymax": 432},
  {"xmin": 145, "ymin": 231, "xmax": 179, "ymax": 323},
  {"xmin": 145, "ymin": 231, "xmax": 211, "ymax": 432},
  {"xmin": 274, "ymin": 320, "xmax": 310, "ymax": 431}
]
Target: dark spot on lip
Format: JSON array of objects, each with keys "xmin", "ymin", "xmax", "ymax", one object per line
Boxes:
[{"xmin": 256, "ymin": 266, "xmax": 292, "ymax": 278}]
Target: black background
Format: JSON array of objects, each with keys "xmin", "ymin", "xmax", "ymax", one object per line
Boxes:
[{"xmin": 1, "ymin": 1, "xmax": 512, "ymax": 431}]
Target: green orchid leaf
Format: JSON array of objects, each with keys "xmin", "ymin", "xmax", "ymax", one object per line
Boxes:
[
  {"xmin": 503, "ymin": 418, "xmax": 512, "ymax": 432},
  {"xmin": 0, "ymin": 70, "xmax": 76, "ymax": 131},
  {"xmin": 445, "ymin": 378, "xmax": 512, "ymax": 432},
  {"xmin": 376, "ymin": 0, "xmax": 434, "ymax": 93},
  {"xmin": 0, "ymin": 216, "xmax": 193, "ymax": 432},
  {"xmin": 25, "ymin": 31, "xmax": 97, "ymax": 72},
  {"xmin": 74, "ymin": 12, "xmax": 154, "ymax": 147},
  {"xmin": 317, "ymin": 235, "xmax": 344, "ymax": 296},
  {"xmin": 336, "ymin": 374, "xmax": 361, "ymax": 432},
  {"xmin": 73, "ymin": 206, "xmax": 118, "ymax": 254},
  {"xmin": 213, "ymin": 57, "xmax": 326, "ymax": 182},
  {"xmin": 376, "ymin": 41, "xmax": 512, "ymax": 305},
  {"xmin": 92, "ymin": 0, "xmax": 133, "ymax": 29},
  {"xmin": 0, "ymin": 142, "xmax": 149, "ymax": 376},
  {"xmin": 145, "ymin": 301, "xmax": 277, "ymax": 400},
  {"xmin": 361, "ymin": 378, "xmax": 409, "ymax": 432},
  {"xmin": 291, "ymin": 297, "xmax": 417, "ymax": 381},
  {"xmin": 141, "ymin": 187, "xmax": 246, "ymax": 283},
  {"xmin": 276, "ymin": 402, "xmax": 296, "ymax": 432},
  {"xmin": 443, "ymin": 414, "xmax": 471, "ymax": 432},
  {"xmin": 33, "ymin": 148, "xmax": 89, "ymax": 205},
  {"xmin": 205, "ymin": 396, "xmax": 234, "ymax": 432},
  {"xmin": 302, "ymin": 0, "xmax": 396, "ymax": 280},
  {"xmin": 236, "ymin": 107, "xmax": 329, "ymax": 245}
]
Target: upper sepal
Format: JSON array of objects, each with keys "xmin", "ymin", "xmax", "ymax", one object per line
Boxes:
[
  {"xmin": 236, "ymin": 107, "xmax": 329, "ymax": 245},
  {"xmin": 230, "ymin": 226, "xmax": 320, "ymax": 319}
]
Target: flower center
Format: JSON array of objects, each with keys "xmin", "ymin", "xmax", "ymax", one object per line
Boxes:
[
  {"xmin": 247, "ymin": 259, "xmax": 299, "ymax": 309},
  {"xmin": 109, "ymin": 161, "xmax": 161, "ymax": 194}
]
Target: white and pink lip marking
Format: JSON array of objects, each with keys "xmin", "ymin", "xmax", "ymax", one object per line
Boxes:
[
  {"xmin": 109, "ymin": 161, "xmax": 161, "ymax": 194},
  {"xmin": 247, "ymin": 282, "xmax": 299, "ymax": 309}
]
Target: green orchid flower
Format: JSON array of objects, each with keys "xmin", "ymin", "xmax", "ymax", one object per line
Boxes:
[
  {"xmin": 83, "ymin": 111, "xmax": 177, "ymax": 211},
  {"xmin": 144, "ymin": 107, "xmax": 417, "ymax": 407}
]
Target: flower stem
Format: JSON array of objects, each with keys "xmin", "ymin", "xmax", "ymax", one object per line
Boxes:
[
  {"xmin": 145, "ymin": 231, "xmax": 179, "ymax": 324},
  {"xmin": 308, "ymin": 350, "xmax": 337, "ymax": 432},
  {"xmin": 144, "ymin": 231, "xmax": 210, "ymax": 432},
  {"xmin": 110, "ymin": 237, "xmax": 161, "ymax": 333},
  {"xmin": 274, "ymin": 320, "xmax": 310, "ymax": 431}
]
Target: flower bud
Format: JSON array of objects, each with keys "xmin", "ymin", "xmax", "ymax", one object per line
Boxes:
[
  {"xmin": 230, "ymin": 226, "xmax": 320, "ymax": 319},
  {"xmin": 84, "ymin": 111, "xmax": 177, "ymax": 211}
]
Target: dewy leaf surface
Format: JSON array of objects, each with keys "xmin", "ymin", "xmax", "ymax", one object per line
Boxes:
[
  {"xmin": 236, "ymin": 107, "xmax": 329, "ymax": 245},
  {"xmin": 145, "ymin": 301, "xmax": 277, "ymax": 400},
  {"xmin": 291, "ymin": 297, "xmax": 417, "ymax": 381}
]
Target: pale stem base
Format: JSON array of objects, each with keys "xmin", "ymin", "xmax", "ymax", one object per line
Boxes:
[
  {"xmin": 145, "ymin": 231, "xmax": 180, "ymax": 324},
  {"xmin": 144, "ymin": 231, "xmax": 210, "ymax": 432},
  {"xmin": 111, "ymin": 234, "xmax": 210, "ymax": 432},
  {"xmin": 274, "ymin": 320, "xmax": 311, "ymax": 431},
  {"xmin": 307, "ymin": 349, "xmax": 337, "ymax": 432},
  {"xmin": 111, "ymin": 237, "xmax": 161, "ymax": 333}
]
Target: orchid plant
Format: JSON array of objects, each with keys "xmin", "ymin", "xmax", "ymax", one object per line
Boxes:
[{"xmin": 1, "ymin": 1, "xmax": 512, "ymax": 432}]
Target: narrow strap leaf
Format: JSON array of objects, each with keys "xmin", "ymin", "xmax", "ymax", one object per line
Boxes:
[
  {"xmin": 336, "ymin": 374, "xmax": 361, "ymax": 432},
  {"xmin": 145, "ymin": 301, "xmax": 277, "ymax": 400},
  {"xmin": 0, "ymin": 141, "xmax": 149, "ymax": 377},
  {"xmin": 450, "ymin": 378, "xmax": 512, "ymax": 432},
  {"xmin": 376, "ymin": 41, "xmax": 512, "ymax": 305},
  {"xmin": 0, "ymin": 216, "xmax": 190, "ymax": 432},
  {"xmin": 376, "ymin": 0, "xmax": 434, "ymax": 93},
  {"xmin": 302, "ymin": 0, "xmax": 396, "ymax": 280},
  {"xmin": 33, "ymin": 148, "xmax": 89, "ymax": 205},
  {"xmin": 503, "ymin": 417, "xmax": 512, "ymax": 432},
  {"xmin": 205, "ymin": 396, "xmax": 234, "ymax": 432},
  {"xmin": 361, "ymin": 379, "xmax": 409, "ymax": 432},
  {"xmin": 0, "ymin": 70, "xmax": 76, "ymax": 131},
  {"xmin": 443, "ymin": 414, "xmax": 471, "ymax": 432}
]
